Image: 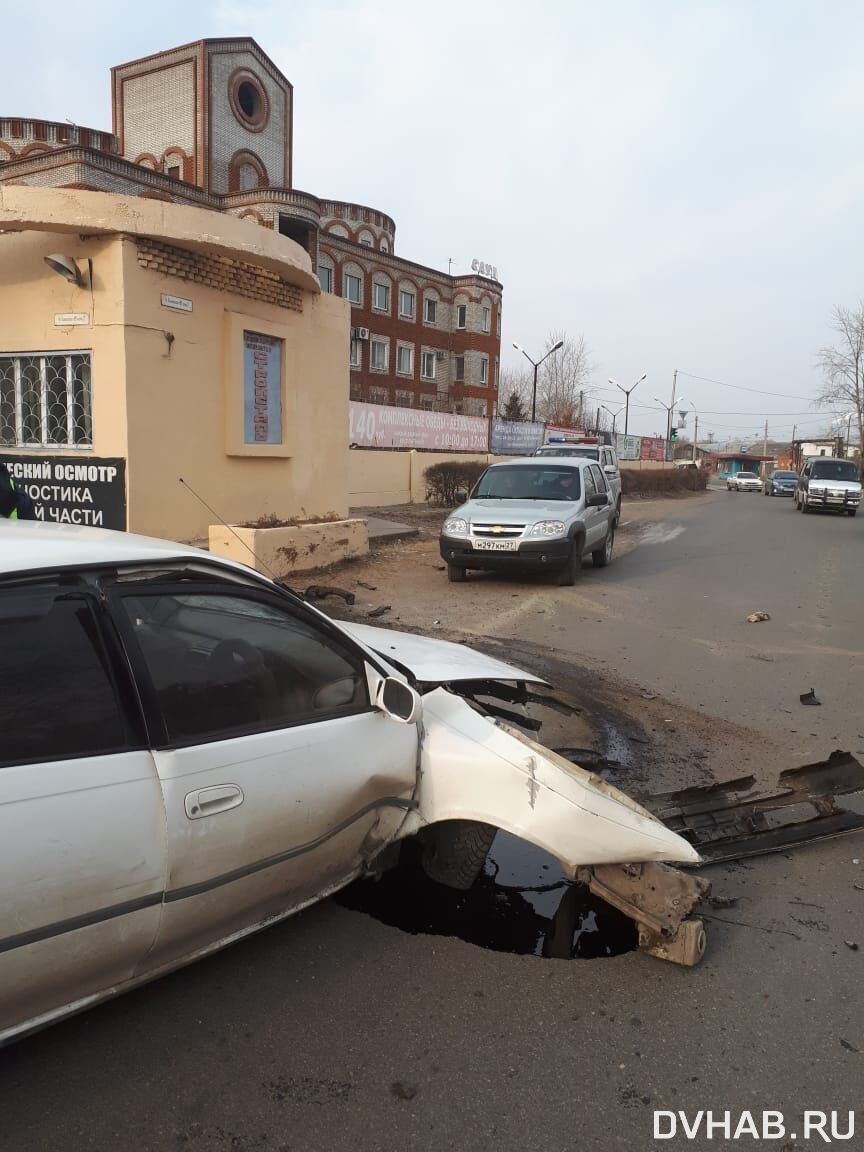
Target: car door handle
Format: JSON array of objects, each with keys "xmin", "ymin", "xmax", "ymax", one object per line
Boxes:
[{"xmin": 185, "ymin": 784, "xmax": 244, "ymax": 820}]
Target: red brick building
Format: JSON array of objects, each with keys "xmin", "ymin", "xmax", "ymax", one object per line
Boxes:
[{"xmin": 0, "ymin": 38, "xmax": 502, "ymax": 415}]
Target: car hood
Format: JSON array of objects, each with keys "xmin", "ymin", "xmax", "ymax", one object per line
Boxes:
[
  {"xmin": 456, "ymin": 498, "xmax": 577, "ymax": 521},
  {"xmin": 809, "ymin": 479, "xmax": 861, "ymax": 492},
  {"xmin": 341, "ymin": 622, "xmax": 547, "ymax": 685}
]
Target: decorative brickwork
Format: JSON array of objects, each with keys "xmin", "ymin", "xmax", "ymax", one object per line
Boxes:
[{"xmin": 135, "ymin": 238, "xmax": 302, "ymax": 311}]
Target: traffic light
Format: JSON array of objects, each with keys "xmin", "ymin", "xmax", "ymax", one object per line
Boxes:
[{"xmin": 670, "ymin": 427, "xmax": 678, "ymax": 441}]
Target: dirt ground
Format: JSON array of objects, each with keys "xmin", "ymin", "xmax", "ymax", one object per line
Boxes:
[{"xmin": 296, "ymin": 493, "xmax": 784, "ymax": 798}]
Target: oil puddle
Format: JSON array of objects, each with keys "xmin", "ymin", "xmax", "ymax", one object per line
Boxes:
[{"xmin": 336, "ymin": 831, "xmax": 637, "ymax": 960}]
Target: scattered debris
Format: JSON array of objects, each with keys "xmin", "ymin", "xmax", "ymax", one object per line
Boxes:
[
  {"xmin": 746, "ymin": 611, "xmax": 771, "ymax": 623},
  {"xmin": 840, "ymin": 1038, "xmax": 860, "ymax": 1053},
  {"xmin": 853, "ymin": 858, "xmax": 861, "ymax": 866},
  {"xmin": 648, "ymin": 750, "xmax": 864, "ymax": 863},
  {"xmin": 800, "ymin": 688, "xmax": 821, "ymax": 706},
  {"xmin": 436, "ymin": 565, "xmax": 446, "ymax": 571},
  {"xmin": 844, "ymin": 940, "xmax": 859, "ymax": 951},
  {"xmin": 390, "ymin": 1081, "xmax": 419, "ymax": 1101},
  {"xmin": 304, "ymin": 585, "xmax": 355, "ymax": 605},
  {"xmin": 356, "ymin": 581, "xmax": 378, "ymax": 591},
  {"xmin": 640, "ymin": 691, "xmax": 657, "ymax": 700},
  {"xmin": 708, "ymin": 895, "xmax": 739, "ymax": 909},
  {"xmin": 854, "ymin": 883, "xmax": 864, "ymax": 891},
  {"xmin": 367, "ymin": 605, "xmax": 392, "ymax": 618}
]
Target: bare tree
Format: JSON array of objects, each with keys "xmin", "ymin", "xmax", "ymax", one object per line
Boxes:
[
  {"xmin": 498, "ymin": 366, "xmax": 533, "ymax": 420},
  {"xmin": 535, "ymin": 329, "xmax": 592, "ymax": 426},
  {"xmin": 816, "ymin": 303, "xmax": 864, "ymax": 463}
]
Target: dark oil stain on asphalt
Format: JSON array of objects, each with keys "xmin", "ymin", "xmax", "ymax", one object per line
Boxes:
[{"xmin": 336, "ymin": 831, "xmax": 637, "ymax": 960}]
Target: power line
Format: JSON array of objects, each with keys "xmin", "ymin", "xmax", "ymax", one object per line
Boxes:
[{"xmin": 677, "ymin": 370, "xmax": 818, "ymax": 402}]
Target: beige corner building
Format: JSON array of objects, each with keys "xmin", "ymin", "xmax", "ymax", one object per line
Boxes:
[{"xmin": 0, "ymin": 187, "xmax": 348, "ymax": 543}]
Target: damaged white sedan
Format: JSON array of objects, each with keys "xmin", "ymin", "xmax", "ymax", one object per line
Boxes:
[{"xmin": 0, "ymin": 522, "xmax": 706, "ymax": 1045}]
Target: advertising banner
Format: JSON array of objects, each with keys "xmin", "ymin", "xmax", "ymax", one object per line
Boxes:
[
  {"xmin": 243, "ymin": 331, "xmax": 283, "ymax": 444},
  {"xmin": 349, "ymin": 402, "xmax": 488, "ymax": 451},
  {"xmin": 640, "ymin": 437, "xmax": 668, "ymax": 461},
  {"xmin": 615, "ymin": 434, "xmax": 642, "ymax": 461},
  {"xmin": 489, "ymin": 418, "xmax": 545, "ymax": 455},
  {"xmin": 1, "ymin": 454, "xmax": 126, "ymax": 530}
]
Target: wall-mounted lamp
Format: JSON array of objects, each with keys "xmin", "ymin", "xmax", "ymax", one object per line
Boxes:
[
  {"xmin": 164, "ymin": 331, "xmax": 175, "ymax": 355},
  {"xmin": 44, "ymin": 253, "xmax": 91, "ymax": 288}
]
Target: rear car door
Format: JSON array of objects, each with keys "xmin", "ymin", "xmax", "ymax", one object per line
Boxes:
[
  {"xmin": 581, "ymin": 466, "xmax": 603, "ymax": 550},
  {"xmin": 0, "ymin": 581, "xmax": 165, "ymax": 1042},
  {"xmin": 590, "ymin": 464, "xmax": 613, "ymax": 545},
  {"xmin": 109, "ymin": 581, "xmax": 418, "ymax": 970}
]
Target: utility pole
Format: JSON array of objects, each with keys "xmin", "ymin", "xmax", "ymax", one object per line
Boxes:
[
  {"xmin": 791, "ymin": 424, "xmax": 796, "ymax": 470},
  {"xmin": 763, "ymin": 419, "xmax": 768, "ymax": 461},
  {"xmin": 667, "ymin": 368, "xmax": 678, "ymax": 442},
  {"xmin": 692, "ymin": 414, "xmax": 698, "ymax": 464},
  {"xmin": 578, "ymin": 389, "xmax": 584, "ymax": 428}
]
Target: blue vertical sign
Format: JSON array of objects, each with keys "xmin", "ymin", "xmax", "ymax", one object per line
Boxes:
[{"xmin": 243, "ymin": 331, "xmax": 282, "ymax": 444}]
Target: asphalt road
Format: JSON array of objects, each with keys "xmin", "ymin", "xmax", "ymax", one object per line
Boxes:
[{"xmin": 3, "ymin": 492, "xmax": 863, "ymax": 1152}]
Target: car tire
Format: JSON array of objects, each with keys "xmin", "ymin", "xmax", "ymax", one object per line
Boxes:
[
  {"xmin": 447, "ymin": 563, "xmax": 467, "ymax": 582},
  {"xmin": 592, "ymin": 525, "xmax": 614, "ymax": 568},
  {"xmin": 557, "ymin": 538, "xmax": 584, "ymax": 586},
  {"xmin": 849, "ymin": 509, "xmax": 857, "ymax": 517},
  {"xmin": 417, "ymin": 819, "xmax": 497, "ymax": 891},
  {"xmin": 615, "ymin": 496, "xmax": 622, "ymax": 525},
  {"xmin": 802, "ymin": 493, "xmax": 811, "ymax": 513}
]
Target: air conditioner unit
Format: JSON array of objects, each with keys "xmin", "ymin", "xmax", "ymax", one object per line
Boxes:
[
  {"xmin": 435, "ymin": 350, "xmax": 446, "ymax": 361},
  {"xmin": 353, "ymin": 327, "xmax": 370, "ymax": 340}
]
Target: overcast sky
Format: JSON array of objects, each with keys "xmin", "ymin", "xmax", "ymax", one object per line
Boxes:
[{"xmin": 6, "ymin": 0, "xmax": 864, "ymax": 441}]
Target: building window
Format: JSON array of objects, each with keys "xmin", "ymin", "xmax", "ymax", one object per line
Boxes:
[
  {"xmin": 399, "ymin": 289, "xmax": 415, "ymax": 319},
  {"xmin": 373, "ymin": 281, "xmax": 391, "ymax": 312},
  {"xmin": 318, "ymin": 265, "xmax": 333, "ymax": 293},
  {"xmin": 350, "ymin": 339, "xmax": 361, "ymax": 369},
  {"xmin": 455, "ymin": 355, "xmax": 465, "ymax": 382},
  {"xmin": 371, "ymin": 338, "xmax": 389, "ymax": 372},
  {"xmin": 369, "ymin": 386, "xmax": 389, "ymax": 405},
  {"xmin": 482, "ymin": 305, "xmax": 491, "ymax": 333},
  {"xmin": 396, "ymin": 344, "xmax": 414, "ymax": 376},
  {"xmin": 167, "ymin": 165, "xmax": 181, "ymax": 180},
  {"xmin": 345, "ymin": 273, "xmax": 362, "ymax": 304},
  {"xmin": 395, "ymin": 390, "xmax": 413, "ymax": 408},
  {"xmin": 456, "ymin": 304, "xmax": 467, "ymax": 329},
  {"xmin": 229, "ymin": 72, "xmax": 270, "ymax": 132},
  {"xmin": 420, "ymin": 395, "xmax": 436, "ymax": 410},
  {"xmin": 421, "ymin": 351, "xmax": 436, "ymax": 380},
  {"xmin": 424, "ymin": 297, "xmax": 437, "ymax": 324},
  {"xmin": 359, "ymin": 231, "xmax": 374, "ymax": 248},
  {"xmin": 381, "ymin": 239, "xmax": 390, "ymax": 253},
  {"xmin": 480, "ymin": 357, "xmax": 488, "ymax": 385},
  {"xmin": 0, "ymin": 352, "xmax": 92, "ymax": 448}
]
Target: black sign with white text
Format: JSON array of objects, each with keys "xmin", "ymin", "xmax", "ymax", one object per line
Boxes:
[{"xmin": 0, "ymin": 455, "xmax": 127, "ymax": 530}]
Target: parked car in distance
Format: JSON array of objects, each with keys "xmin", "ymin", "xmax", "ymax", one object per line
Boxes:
[
  {"xmin": 440, "ymin": 457, "xmax": 616, "ymax": 585},
  {"xmin": 763, "ymin": 469, "xmax": 799, "ymax": 497},
  {"xmin": 0, "ymin": 520, "xmax": 700, "ymax": 1044},
  {"xmin": 533, "ymin": 440, "xmax": 622, "ymax": 523},
  {"xmin": 728, "ymin": 471, "xmax": 762, "ymax": 492},
  {"xmin": 795, "ymin": 457, "xmax": 861, "ymax": 516}
]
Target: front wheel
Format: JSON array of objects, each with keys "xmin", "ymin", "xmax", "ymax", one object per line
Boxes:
[
  {"xmin": 849, "ymin": 509, "xmax": 858, "ymax": 517},
  {"xmin": 592, "ymin": 525, "xmax": 615, "ymax": 568},
  {"xmin": 802, "ymin": 493, "xmax": 811, "ymax": 513},
  {"xmin": 447, "ymin": 563, "xmax": 467, "ymax": 582},
  {"xmin": 557, "ymin": 539, "xmax": 583, "ymax": 585}
]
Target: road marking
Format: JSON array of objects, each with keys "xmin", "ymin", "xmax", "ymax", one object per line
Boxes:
[{"xmin": 638, "ymin": 523, "xmax": 686, "ymax": 546}]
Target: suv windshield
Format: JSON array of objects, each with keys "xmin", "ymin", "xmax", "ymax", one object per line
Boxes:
[
  {"xmin": 774, "ymin": 471, "xmax": 798, "ymax": 479},
  {"xmin": 536, "ymin": 445, "xmax": 600, "ymax": 459},
  {"xmin": 810, "ymin": 461, "xmax": 859, "ymax": 481},
  {"xmin": 474, "ymin": 465, "xmax": 582, "ymax": 502}
]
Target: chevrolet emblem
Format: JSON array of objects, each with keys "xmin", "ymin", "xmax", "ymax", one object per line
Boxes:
[{"xmin": 490, "ymin": 525, "xmax": 505, "ymax": 534}]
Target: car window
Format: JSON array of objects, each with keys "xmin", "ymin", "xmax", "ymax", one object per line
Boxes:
[
  {"xmin": 0, "ymin": 587, "xmax": 128, "ymax": 767},
  {"xmin": 591, "ymin": 464, "xmax": 608, "ymax": 493},
  {"xmin": 810, "ymin": 461, "xmax": 858, "ymax": 481},
  {"xmin": 116, "ymin": 589, "xmax": 370, "ymax": 747},
  {"xmin": 583, "ymin": 467, "xmax": 597, "ymax": 498},
  {"xmin": 474, "ymin": 465, "xmax": 582, "ymax": 501}
]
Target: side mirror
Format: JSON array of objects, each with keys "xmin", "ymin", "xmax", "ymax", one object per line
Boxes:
[
  {"xmin": 603, "ymin": 464, "xmax": 617, "ymax": 475},
  {"xmin": 375, "ymin": 677, "xmax": 422, "ymax": 724},
  {"xmin": 586, "ymin": 492, "xmax": 609, "ymax": 508}
]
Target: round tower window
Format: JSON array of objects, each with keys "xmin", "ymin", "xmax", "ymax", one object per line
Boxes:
[{"xmin": 229, "ymin": 72, "xmax": 270, "ymax": 131}]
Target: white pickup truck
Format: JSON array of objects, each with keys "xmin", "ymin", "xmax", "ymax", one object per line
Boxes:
[{"xmin": 534, "ymin": 439, "xmax": 623, "ymax": 523}]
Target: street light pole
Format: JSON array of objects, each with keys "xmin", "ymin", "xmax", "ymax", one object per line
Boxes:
[
  {"xmin": 513, "ymin": 339, "xmax": 565, "ymax": 423},
  {"xmin": 601, "ymin": 404, "xmax": 624, "ymax": 437},
  {"xmin": 609, "ymin": 373, "xmax": 646, "ymax": 437}
]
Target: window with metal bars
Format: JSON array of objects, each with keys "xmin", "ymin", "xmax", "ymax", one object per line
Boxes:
[{"xmin": 0, "ymin": 352, "xmax": 93, "ymax": 448}]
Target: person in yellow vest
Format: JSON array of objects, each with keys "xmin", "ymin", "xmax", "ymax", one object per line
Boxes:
[{"xmin": 0, "ymin": 463, "xmax": 37, "ymax": 520}]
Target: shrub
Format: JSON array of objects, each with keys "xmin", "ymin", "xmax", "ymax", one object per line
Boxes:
[
  {"xmin": 620, "ymin": 467, "xmax": 708, "ymax": 497},
  {"xmin": 424, "ymin": 461, "xmax": 487, "ymax": 506}
]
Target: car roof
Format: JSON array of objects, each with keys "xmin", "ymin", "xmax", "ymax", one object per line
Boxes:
[
  {"xmin": 0, "ymin": 519, "xmax": 219, "ymax": 577},
  {"xmin": 494, "ymin": 456, "xmax": 591, "ymax": 468},
  {"xmin": 808, "ymin": 457, "xmax": 848, "ymax": 464}
]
